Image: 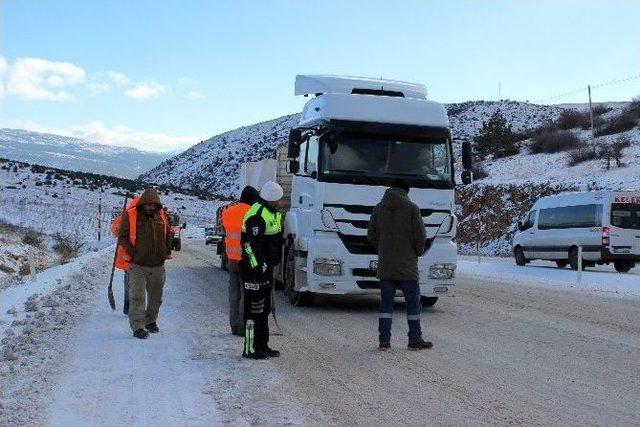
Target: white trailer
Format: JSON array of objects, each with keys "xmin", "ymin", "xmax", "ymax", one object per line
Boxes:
[{"xmin": 245, "ymin": 75, "xmax": 474, "ymax": 307}]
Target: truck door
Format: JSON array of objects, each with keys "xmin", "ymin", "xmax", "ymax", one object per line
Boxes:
[{"xmin": 609, "ymin": 192, "xmax": 640, "ymax": 256}]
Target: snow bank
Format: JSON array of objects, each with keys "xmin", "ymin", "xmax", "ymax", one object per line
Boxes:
[{"xmin": 458, "ymin": 258, "xmax": 640, "ymax": 297}]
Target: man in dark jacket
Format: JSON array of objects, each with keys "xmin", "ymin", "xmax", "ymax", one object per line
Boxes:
[
  {"xmin": 118, "ymin": 187, "xmax": 173, "ymax": 339},
  {"xmin": 367, "ymin": 178, "xmax": 433, "ymax": 351},
  {"xmin": 240, "ymin": 181, "xmax": 284, "ymax": 359}
]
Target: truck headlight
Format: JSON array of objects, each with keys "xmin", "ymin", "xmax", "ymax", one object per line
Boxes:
[
  {"xmin": 313, "ymin": 258, "xmax": 342, "ymax": 276},
  {"xmin": 429, "ymin": 263, "xmax": 455, "ymax": 279}
]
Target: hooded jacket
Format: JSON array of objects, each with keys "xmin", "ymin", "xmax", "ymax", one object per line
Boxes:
[
  {"xmin": 118, "ymin": 187, "xmax": 173, "ymax": 267},
  {"xmin": 367, "ymin": 187, "xmax": 427, "ymax": 281}
]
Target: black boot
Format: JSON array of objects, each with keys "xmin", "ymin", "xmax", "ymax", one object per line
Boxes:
[
  {"xmin": 242, "ymin": 350, "xmax": 269, "ymax": 360},
  {"xmin": 133, "ymin": 329, "xmax": 149, "ymax": 339},
  {"xmin": 262, "ymin": 347, "xmax": 280, "ymax": 357},
  {"xmin": 408, "ymin": 340, "xmax": 433, "ymax": 350},
  {"xmin": 145, "ymin": 322, "xmax": 159, "ymax": 333}
]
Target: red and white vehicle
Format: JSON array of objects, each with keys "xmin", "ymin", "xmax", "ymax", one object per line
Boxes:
[{"xmin": 166, "ymin": 210, "xmax": 185, "ymax": 251}]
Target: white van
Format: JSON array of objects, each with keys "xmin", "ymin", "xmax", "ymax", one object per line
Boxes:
[{"xmin": 512, "ymin": 190, "xmax": 640, "ymax": 273}]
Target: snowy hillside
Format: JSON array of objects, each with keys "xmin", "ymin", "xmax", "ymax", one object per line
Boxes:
[
  {"xmin": 141, "ymin": 100, "xmax": 633, "ymax": 197},
  {"xmin": 0, "ymin": 158, "xmax": 221, "ymax": 284},
  {"xmin": 0, "ymin": 128, "xmax": 172, "ymax": 178}
]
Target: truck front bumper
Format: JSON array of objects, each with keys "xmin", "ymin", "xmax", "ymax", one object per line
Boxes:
[{"xmin": 299, "ymin": 233, "xmax": 456, "ymax": 297}]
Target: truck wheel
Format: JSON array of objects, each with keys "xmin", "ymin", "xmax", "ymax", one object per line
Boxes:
[
  {"xmin": 555, "ymin": 260, "xmax": 568, "ymax": 268},
  {"xmin": 514, "ymin": 247, "xmax": 527, "ymax": 266},
  {"xmin": 420, "ymin": 296, "xmax": 438, "ymax": 307},
  {"xmin": 284, "ymin": 245, "xmax": 314, "ymax": 307},
  {"xmin": 614, "ymin": 261, "xmax": 633, "ymax": 273},
  {"xmin": 174, "ymin": 240, "xmax": 181, "ymax": 252}
]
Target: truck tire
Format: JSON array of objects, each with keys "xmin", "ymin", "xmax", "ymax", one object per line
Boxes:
[
  {"xmin": 284, "ymin": 245, "xmax": 314, "ymax": 307},
  {"xmin": 614, "ymin": 260, "xmax": 633, "ymax": 273},
  {"xmin": 174, "ymin": 239, "xmax": 181, "ymax": 252},
  {"xmin": 555, "ymin": 260, "xmax": 568, "ymax": 268},
  {"xmin": 420, "ymin": 296, "xmax": 438, "ymax": 307},
  {"xmin": 514, "ymin": 247, "xmax": 527, "ymax": 266}
]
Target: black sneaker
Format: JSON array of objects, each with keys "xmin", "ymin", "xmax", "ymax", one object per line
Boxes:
[
  {"xmin": 408, "ymin": 340, "xmax": 433, "ymax": 350},
  {"xmin": 133, "ymin": 329, "xmax": 149, "ymax": 339},
  {"xmin": 379, "ymin": 342, "xmax": 391, "ymax": 351},
  {"xmin": 242, "ymin": 351, "xmax": 269, "ymax": 360},
  {"xmin": 145, "ymin": 322, "xmax": 159, "ymax": 333},
  {"xmin": 262, "ymin": 347, "xmax": 280, "ymax": 357},
  {"xmin": 123, "ymin": 301, "xmax": 129, "ymax": 315}
]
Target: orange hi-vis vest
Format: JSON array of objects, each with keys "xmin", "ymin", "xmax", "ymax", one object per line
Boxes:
[
  {"xmin": 221, "ymin": 202, "xmax": 251, "ymax": 261},
  {"xmin": 114, "ymin": 197, "xmax": 170, "ymax": 270}
]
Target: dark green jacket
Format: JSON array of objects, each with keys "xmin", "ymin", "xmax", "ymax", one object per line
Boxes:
[
  {"xmin": 367, "ymin": 187, "xmax": 427, "ymax": 281},
  {"xmin": 118, "ymin": 188, "xmax": 173, "ymax": 267}
]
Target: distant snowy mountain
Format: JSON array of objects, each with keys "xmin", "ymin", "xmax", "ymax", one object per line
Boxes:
[
  {"xmin": 0, "ymin": 128, "xmax": 173, "ymax": 178},
  {"xmin": 142, "ymin": 100, "xmax": 637, "ymax": 197}
]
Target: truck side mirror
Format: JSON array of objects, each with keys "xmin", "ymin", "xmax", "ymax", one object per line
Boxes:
[
  {"xmin": 462, "ymin": 140, "xmax": 473, "ymax": 170},
  {"xmin": 288, "ymin": 160, "xmax": 300, "ymax": 174},
  {"xmin": 288, "ymin": 129, "xmax": 301, "ymax": 158}
]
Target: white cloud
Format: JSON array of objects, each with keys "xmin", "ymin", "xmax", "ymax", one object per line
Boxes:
[
  {"xmin": 109, "ymin": 71, "xmax": 131, "ymax": 86},
  {"xmin": 87, "ymin": 81, "xmax": 111, "ymax": 95},
  {"xmin": 125, "ymin": 81, "xmax": 167, "ymax": 100},
  {"xmin": 186, "ymin": 90, "xmax": 205, "ymax": 100},
  {"xmin": 0, "ymin": 56, "xmax": 8, "ymax": 98},
  {"xmin": 6, "ymin": 119, "xmax": 204, "ymax": 152},
  {"xmin": 5, "ymin": 57, "xmax": 85, "ymax": 101}
]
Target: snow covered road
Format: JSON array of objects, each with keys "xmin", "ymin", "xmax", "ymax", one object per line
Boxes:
[{"xmin": 2, "ymin": 238, "xmax": 639, "ymax": 426}]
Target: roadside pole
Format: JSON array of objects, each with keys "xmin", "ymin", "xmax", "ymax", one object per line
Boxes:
[
  {"xmin": 98, "ymin": 198, "xmax": 102, "ymax": 241},
  {"xmin": 576, "ymin": 246, "xmax": 583, "ymax": 284}
]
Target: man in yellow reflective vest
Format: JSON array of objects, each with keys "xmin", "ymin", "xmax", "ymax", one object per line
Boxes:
[
  {"xmin": 221, "ymin": 186, "xmax": 259, "ymax": 336},
  {"xmin": 240, "ymin": 181, "xmax": 284, "ymax": 359}
]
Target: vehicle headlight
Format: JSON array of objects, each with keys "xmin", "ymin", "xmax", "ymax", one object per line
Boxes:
[
  {"xmin": 313, "ymin": 258, "xmax": 342, "ymax": 276},
  {"xmin": 429, "ymin": 263, "xmax": 455, "ymax": 279}
]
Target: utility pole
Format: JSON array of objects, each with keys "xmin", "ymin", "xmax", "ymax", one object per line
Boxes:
[
  {"xmin": 98, "ymin": 198, "xmax": 102, "ymax": 241},
  {"xmin": 498, "ymin": 82, "xmax": 501, "ymax": 100},
  {"xmin": 588, "ymin": 85, "xmax": 596, "ymax": 154}
]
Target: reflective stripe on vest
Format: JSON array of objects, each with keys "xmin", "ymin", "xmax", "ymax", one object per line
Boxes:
[{"xmin": 221, "ymin": 202, "xmax": 251, "ymax": 261}]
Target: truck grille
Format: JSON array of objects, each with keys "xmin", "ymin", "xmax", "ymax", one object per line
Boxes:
[
  {"xmin": 352, "ymin": 268, "xmax": 377, "ymax": 277},
  {"xmin": 338, "ymin": 234, "xmax": 434, "ymax": 255},
  {"xmin": 356, "ymin": 280, "xmax": 380, "ymax": 289}
]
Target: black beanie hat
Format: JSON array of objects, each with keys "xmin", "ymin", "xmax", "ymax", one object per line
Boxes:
[
  {"xmin": 391, "ymin": 178, "xmax": 410, "ymax": 193},
  {"xmin": 240, "ymin": 186, "xmax": 259, "ymax": 204}
]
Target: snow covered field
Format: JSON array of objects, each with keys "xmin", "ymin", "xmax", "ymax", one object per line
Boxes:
[{"xmin": 458, "ymin": 256, "xmax": 640, "ymax": 297}]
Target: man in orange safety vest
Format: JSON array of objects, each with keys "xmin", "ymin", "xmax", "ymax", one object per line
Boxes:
[{"xmin": 221, "ymin": 186, "xmax": 259, "ymax": 335}]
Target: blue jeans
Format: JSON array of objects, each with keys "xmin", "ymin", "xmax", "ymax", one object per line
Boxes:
[{"xmin": 379, "ymin": 280, "xmax": 422, "ymax": 344}]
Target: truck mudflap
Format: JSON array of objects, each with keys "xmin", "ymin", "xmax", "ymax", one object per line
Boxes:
[{"xmin": 601, "ymin": 247, "xmax": 640, "ymax": 262}]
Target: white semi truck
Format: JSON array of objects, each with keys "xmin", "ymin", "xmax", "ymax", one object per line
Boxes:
[{"xmin": 244, "ymin": 75, "xmax": 473, "ymax": 307}]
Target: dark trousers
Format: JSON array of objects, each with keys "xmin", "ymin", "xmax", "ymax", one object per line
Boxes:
[
  {"xmin": 242, "ymin": 280, "xmax": 271, "ymax": 353},
  {"xmin": 123, "ymin": 270, "xmax": 130, "ymax": 306},
  {"xmin": 379, "ymin": 280, "xmax": 422, "ymax": 344}
]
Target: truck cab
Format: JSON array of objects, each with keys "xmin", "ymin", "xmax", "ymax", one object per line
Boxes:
[{"xmin": 274, "ymin": 75, "xmax": 473, "ymax": 307}]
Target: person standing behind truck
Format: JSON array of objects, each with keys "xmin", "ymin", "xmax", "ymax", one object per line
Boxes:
[
  {"xmin": 221, "ymin": 186, "xmax": 259, "ymax": 336},
  {"xmin": 367, "ymin": 178, "xmax": 433, "ymax": 351},
  {"xmin": 117, "ymin": 187, "xmax": 173, "ymax": 339},
  {"xmin": 240, "ymin": 181, "xmax": 284, "ymax": 359}
]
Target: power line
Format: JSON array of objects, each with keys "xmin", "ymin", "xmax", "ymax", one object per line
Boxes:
[{"xmin": 538, "ymin": 73, "xmax": 640, "ymax": 103}]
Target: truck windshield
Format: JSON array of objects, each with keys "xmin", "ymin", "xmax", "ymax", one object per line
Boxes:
[
  {"xmin": 611, "ymin": 203, "xmax": 640, "ymax": 229},
  {"xmin": 320, "ymin": 135, "xmax": 452, "ymax": 187}
]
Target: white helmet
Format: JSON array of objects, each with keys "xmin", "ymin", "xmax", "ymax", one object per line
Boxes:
[{"xmin": 260, "ymin": 181, "xmax": 283, "ymax": 202}]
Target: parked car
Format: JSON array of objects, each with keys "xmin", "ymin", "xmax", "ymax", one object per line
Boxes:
[{"xmin": 512, "ymin": 190, "xmax": 640, "ymax": 272}]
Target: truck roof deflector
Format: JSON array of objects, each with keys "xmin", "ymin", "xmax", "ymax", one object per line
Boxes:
[{"xmin": 294, "ymin": 75, "xmax": 427, "ymax": 99}]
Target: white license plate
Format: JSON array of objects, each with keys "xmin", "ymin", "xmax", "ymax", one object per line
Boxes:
[{"xmin": 370, "ymin": 260, "xmax": 378, "ymax": 270}]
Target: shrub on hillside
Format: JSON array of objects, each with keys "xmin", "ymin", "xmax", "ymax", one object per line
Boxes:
[
  {"xmin": 529, "ymin": 130, "xmax": 582, "ymax": 154},
  {"xmin": 53, "ymin": 233, "xmax": 84, "ymax": 263},
  {"xmin": 557, "ymin": 110, "xmax": 591, "ymax": 130},
  {"xmin": 596, "ymin": 98, "xmax": 640, "ymax": 136},
  {"xmin": 473, "ymin": 109, "xmax": 520, "ymax": 159},
  {"xmin": 21, "ymin": 230, "xmax": 43, "ymax": 248},
  {"xmin": 472, "ymin": 164, "xmax": 489, "ymax": 180},
  {"xmin": 599, "ymin": 136, "xmax": 631, "ymax": 169},
  {"xmin": 567, "ymin": 147, "xmax": 598, "ymax": 166}
]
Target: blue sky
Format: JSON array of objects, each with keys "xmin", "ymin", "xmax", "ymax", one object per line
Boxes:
[{"xmin": 1, "ymin": 0, "xmax": 639, "ymax": 151}]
